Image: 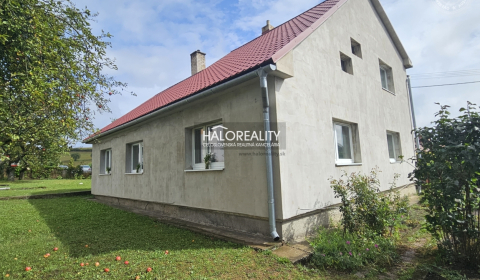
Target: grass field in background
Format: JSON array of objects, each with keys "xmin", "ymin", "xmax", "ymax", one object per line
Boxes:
[
  {"xmin": 59, "ymin": 148, "xmax": 92, "ymax": 166},
  {"xmin": 0, "ymin": 179, "xmax": 91, "ymax": 197},
  {"xmin": 0, "ymin": 196, "xmax": 319, "ymax": 279}
]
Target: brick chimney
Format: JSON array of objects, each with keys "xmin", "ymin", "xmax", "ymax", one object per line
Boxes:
[
  {"xmin": 190, "ymin": 50, "xmax": 206, "ymax": 75},
  {"xmin": 262, "ymin": 20, "xmax": 274, "ymax": 35}
]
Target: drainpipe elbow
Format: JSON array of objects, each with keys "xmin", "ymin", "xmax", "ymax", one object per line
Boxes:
[{"xmin": 271, "ymin": 231, "xmax": 280, "ymax": 241}]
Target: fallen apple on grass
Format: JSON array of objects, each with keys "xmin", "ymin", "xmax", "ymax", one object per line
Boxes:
[
  {"xmin": 104, "ymin": 268, "xmax": 110, "ymax": 273},
  {"xmin": 95, "ymin": 262, "xmax": 100, "ymax": 267},
  {"xmin": 25, "ymin": 267, "xmax": 31, "ymax": 271},
  {"xmin": 124, "ymin": 261, "xmax": 129, "ymax": 265},
  {"xmin": 80, "ymin": 263, "xmax": 85, "ymax": 267},
  {"xmin": 53, "ymin": 247, "xmax": 58, "ymax": 251},
  {"xmin": 146, "ymin": 267, "xmax": 152, "ymax": 272},
  {"xmin": 115, "ymin": 256, "xmax": 121, "ymax": 261}
]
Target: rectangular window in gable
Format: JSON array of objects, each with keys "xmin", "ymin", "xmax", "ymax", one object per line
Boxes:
[
  {"xmin": 379, "ymin": 59, "xmax": 395, "ymax": 93},
  {"xmin": 386, "ymin": 131, "xmax": 402, "ymax": 163},
  {"xmin": 333, "ymin": 120, "xmax": 362, "ymax": 165}
]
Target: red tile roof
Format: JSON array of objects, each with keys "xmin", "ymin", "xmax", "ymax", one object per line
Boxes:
[{"xmin": 89, "ymin": 0, "xmax": 344, "ymax": 140}]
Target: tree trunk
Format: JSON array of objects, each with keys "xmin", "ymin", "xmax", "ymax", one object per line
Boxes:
[
  {"xmin": 19, "ymin": 170, "xmax": 25, "ymax": 180},
  {"xmin": 7, "ymin": 168, "xmax": 15, "ymax": 181}
]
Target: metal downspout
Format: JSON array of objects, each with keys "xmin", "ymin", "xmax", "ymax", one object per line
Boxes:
[
  {"xmin": 407, "ymin": 75, "xmax": 421, "ymax": 193},
  {"xmin": 407, "ymin": 75, "xmax": 420, "ymax": 150},
  {"xmin": 257, "ymin": 65, "xmax": 280, "ymax": 241}
]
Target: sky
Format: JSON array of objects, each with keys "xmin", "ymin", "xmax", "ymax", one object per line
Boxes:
[{"xmin": 74, "ymin": 0, "xmax": 480, "ymax": 147}]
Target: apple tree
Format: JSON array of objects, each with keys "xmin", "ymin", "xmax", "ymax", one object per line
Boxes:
[{"xmin": 0, "ymin": 0, "xmax": 131, "ymax": 180}]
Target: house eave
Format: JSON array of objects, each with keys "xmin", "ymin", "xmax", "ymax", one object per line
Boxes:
[
  {"xmin": 84, "ymin": 64, "xmax": 286, "ymax": 144},
  {"xmin": 370, "ymin": 0, "xmax": 413, "ymax": 69}
]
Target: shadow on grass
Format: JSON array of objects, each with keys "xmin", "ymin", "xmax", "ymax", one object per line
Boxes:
[
  {"xmin": 0, "ymin": 188, "xmax": 91, "ymax": 198},
  {"xmin": 28, "ymin": 196, "xmax": 241, "ymax": 257},
  {"xmin": 0, "ymin": 179, "xmax": 38, "ymax": 185}
]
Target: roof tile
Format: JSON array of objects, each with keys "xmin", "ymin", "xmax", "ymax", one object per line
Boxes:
[{"xmin": 92, "ymin": 0, "xmax": 341, "ymax": 138}]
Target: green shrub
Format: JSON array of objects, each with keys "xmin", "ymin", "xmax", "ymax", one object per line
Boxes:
[
  {"xmin": 412, "ymin": 102, "xmax": 480, "ymax": 266},
  {"xmin": 310, "ymin": 227, "xmax": 398, "ymax": 271},
  {"xmin": 311, "ymin": 170, "xmax": 409, "ymax": 271},
  {"xmin": 330, "ymin": 169, "xmax": 409, "ymax": 236}
]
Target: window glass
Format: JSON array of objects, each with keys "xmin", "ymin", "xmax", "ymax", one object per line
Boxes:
[
  {"xmin": 132, "ymin": 144, "xmax": 139, "ymax": 171},
  {"xmin": 105, "ymin": 150, "xmax": 111, "ymax": 170},
  {"xmin": 387, "ymin": 134, "xmax": 395, "ymax": 159},
  {"xmin": 207, "ymin": 124, "xmax": 224, "ymax": 163},
  {"xmin": 380, "ymin": 67, "xmax": 388, "ymax": 89},
  {"xmin": 335, "ymin": 124, "xmax": 352, "ymax": 160},
  {"xmin": 194, "ymin": 128, "xmax": 203, "ymax": 164}
]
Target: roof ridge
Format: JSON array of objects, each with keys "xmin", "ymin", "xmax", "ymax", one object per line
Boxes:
[{"xmin": 229, "ymin": 0, "xmax": 332, "ymax": 54}]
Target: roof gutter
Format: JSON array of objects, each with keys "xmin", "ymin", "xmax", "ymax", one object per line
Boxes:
[{"xmin": 84, "ymin": 64, "xmax": 276, "ymax": 144}]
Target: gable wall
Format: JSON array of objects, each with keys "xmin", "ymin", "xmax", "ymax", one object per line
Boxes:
[{"xmin": 275, "ymin": 0, "xmax": 415, "ymax": 220}]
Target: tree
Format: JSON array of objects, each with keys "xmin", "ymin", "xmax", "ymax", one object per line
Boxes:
[
  {"xmin": 71, "ymin": 152, "xmax": 80, "ymax": 161},
  {"xmin": 0, "ymin": 0, "xmax": 131, "ymax": 180},
  {"xmin": 412, "ymin": 102, "xmax": 480, "ymax": 266}
]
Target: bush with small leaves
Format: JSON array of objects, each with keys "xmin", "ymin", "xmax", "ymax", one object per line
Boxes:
[{"xmin": 411, "ymin": 102, "xmax": 480, "ymax": 266}]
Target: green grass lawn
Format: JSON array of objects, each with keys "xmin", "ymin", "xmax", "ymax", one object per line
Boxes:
[
  {"xmin": 59, "ymin": 148, "xmax": 92, "ymax": 166},
  {"xmin": 0, "ymin": 196, "xmax": 320, "ymax": 279},
  {"xmin": 0, "ymin": 179, "xmax": 91, "ymax": 197}
]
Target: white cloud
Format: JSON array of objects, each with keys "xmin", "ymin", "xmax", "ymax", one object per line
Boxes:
[
  {"xmin": 75, "ymin": 0, "xmax": 480, "ymax": 146},
  {"xmin": 383, "ymin": 0, "xmax": 480, "ymax": 126}
]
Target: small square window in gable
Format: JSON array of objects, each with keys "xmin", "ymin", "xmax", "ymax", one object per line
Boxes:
[
  {"xmin": 351, "ymin": 38, "xmax": 362, "ymax": 58},
  {"xmin": 340, "ymin": 52, "xmax": 353, "ymax": 75}
]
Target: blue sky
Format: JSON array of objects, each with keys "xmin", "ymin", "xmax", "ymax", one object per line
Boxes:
[{"xmin": 75, "ymin": 0, "xmax": 480, "ymax": 146}]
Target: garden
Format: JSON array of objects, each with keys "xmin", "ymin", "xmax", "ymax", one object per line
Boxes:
[{"xmin": 0, "ymin": 104, "xmax": 479, "ymax": 279}]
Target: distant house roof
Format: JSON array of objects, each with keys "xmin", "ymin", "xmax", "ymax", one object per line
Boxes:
[{"xmin": 86, "ymin": 0, "xmax": 411, "ymax": 142}]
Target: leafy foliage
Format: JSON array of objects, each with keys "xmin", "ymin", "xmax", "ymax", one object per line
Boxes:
[
  {"xmin": 310, "ymin": 227, "xmax": 398, "ymax": 271},
  {"xmin": 411, "ymin": 102, "xmax": 480, "ymax": 266},
  {"xmin": 330, "ymin": 169, "xmax": 409, "ymax": 236},
  {"xmin": 0, "ymin": 0, "xmax": 130, "ymax": 180},
  {"xmin": 311, "ymin": 170, "xmax": 410, "ymax": 271}
]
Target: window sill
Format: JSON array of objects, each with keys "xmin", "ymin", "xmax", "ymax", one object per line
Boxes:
[
  {"xmin": 382, "ymin": 88, "xmax": 395, "ymax": 95},
  {"xmin": 335, "ymin": 163, "xmax": 362, "ymax": 167},
  {"xmin": 390, "ymin": 161, "xmax": 402, "ymax": 164},
  {"xmin": 99, "ymin": 173, "xmax": 111, "ymax": 176},
  {"xmin": 125, "ymin": 172, "xmax": 144, "ymax": 175},
  {"xmin": 184, "ymin": 168, "xmax": 224, "ymax": 172}
]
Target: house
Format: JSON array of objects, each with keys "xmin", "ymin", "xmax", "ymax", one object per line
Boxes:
[{"xmin": 85, "ymin": 0, "xmax": 416, "ymax": 242}]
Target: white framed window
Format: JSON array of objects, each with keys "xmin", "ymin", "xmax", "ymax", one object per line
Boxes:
[
  {"xmin": 100, "ymin": 149, "xmax": 112, "ymax": 174},
  {"xmin": 386, "ymin": 132, "xmax": 402, "ymax": 163},
  {"xmin": 192, "ymin": 123, "xmax": 225, "ymax": 170},
  {"xmin": 126, "ymin": 142, "xmax": 143, "ymax": 173},
  {"xmin": 333, "ymin": 122, "xmax": 354, "ymax": 164},
  {"xmin": 379, "ymin": 60, "xmax": 395, "ymax": 93}
]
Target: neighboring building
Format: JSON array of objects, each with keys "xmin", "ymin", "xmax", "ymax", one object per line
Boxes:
[{"xmin": 85, "ymin": 0, "xmax": 416, "ymax": 242}]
